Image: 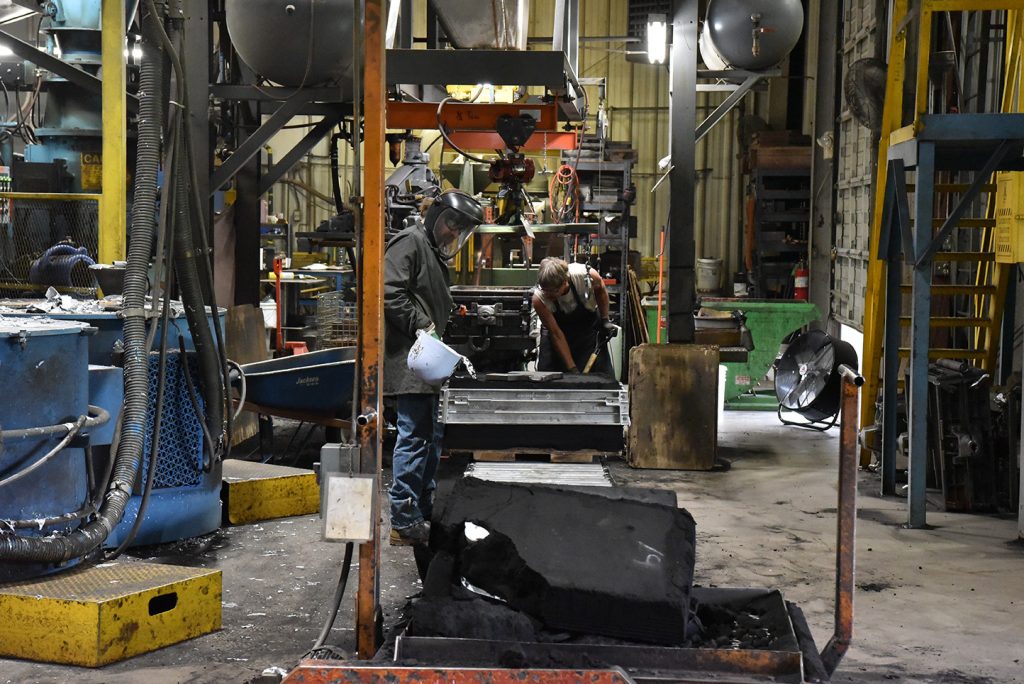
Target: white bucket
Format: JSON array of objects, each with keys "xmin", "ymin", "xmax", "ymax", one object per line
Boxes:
[
  {"xmin": 696, "ymin": 258, "xmax": 723, "ymax": 293},
  {"xmin": 407, "ymin": 331, "xmax": 464, "ymax": 386}
]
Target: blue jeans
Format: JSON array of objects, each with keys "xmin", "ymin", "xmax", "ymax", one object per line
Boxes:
[{"xmin": 389, "ymin": 393, "xmax": 443, "ymax": 529}]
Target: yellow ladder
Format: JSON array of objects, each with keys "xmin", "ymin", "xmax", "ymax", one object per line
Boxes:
[{"xmin": 861, "ymin": 1, "xmax": 1024, "ymax": 467}]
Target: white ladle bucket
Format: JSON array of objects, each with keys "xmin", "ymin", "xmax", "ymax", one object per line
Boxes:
[{"xmin": 407, "ymin": 330, "xmax": 475, "ymax": 386}]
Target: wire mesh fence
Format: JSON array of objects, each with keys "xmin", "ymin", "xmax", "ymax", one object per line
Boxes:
[
  {"xmin": 0, "ymin": 192, "xmax": 100, "ymax": 296},
  {"xmin": 317, "ymin": 290, "xmax": 358, "ymax": 348}
]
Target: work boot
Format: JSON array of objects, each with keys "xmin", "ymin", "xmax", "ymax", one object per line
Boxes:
[{"xmin": 390, "ymin": 520, "xmax": 430, "ymax": 546}]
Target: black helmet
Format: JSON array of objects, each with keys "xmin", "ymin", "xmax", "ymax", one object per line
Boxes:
[
  {"xmin": 435, "ymin": 190, "xmax": 484, "ymax": 225},
  {"xmin": 424, "ymin": 191, "xmax": 485, "ymax": 260}
]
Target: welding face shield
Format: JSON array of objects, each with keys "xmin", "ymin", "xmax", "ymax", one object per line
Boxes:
[{"xmin": 424, "ymin": 191, "xmax": 485, "ymax": 261}]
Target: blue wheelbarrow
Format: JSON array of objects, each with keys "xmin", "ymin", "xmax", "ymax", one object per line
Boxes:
[{"xmin": 234, "ymin": 347, "xmax": 356, "ymax": 425}]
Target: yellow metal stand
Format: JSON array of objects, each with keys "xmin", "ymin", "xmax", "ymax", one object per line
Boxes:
[
  {"xmin": 0, "ymin": 562, "xmax": 221, "ymax": 667},
  {"xmin": 221, "ymin": 459, "xmax": 320, "ymax": 524},
  {"xmin": 860, "ymin": 2, "xmax": 1024, "ymax": 464}
]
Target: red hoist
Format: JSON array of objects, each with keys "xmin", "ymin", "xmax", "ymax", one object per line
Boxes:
[{"xmin": 793, "ymin": 260, "xmax": 809, "ymax": 301}]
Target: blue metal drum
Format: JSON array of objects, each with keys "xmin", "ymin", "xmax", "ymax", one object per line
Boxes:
[{"xmin": 0, "ymin": 316, "xmax": 94, "ymax": 581}]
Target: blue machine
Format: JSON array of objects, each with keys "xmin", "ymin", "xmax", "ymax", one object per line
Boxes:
[
  {"xmin": 3, "ymin": 306, "xmax": 225, "ymax": 550},
  {"xmin": 25, "ymin": 0, "xmax": 106, "ymax": 192},
  {"xmin": 103, "ymin": 351, "xmax": 222, "ymax": 548},
  {"xmin": 0, "ymin": 316, "xmax": 94, "ymax": 582}
]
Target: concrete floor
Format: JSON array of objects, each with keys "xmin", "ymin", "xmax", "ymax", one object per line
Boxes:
[{"xmin": 3, "ymin": 411, "xmax": 1022, "ymax": 683}]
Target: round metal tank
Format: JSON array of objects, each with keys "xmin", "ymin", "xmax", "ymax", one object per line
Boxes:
[
  {"xmin": 0, "ymin": 317, "xmax": 94, "ymax": 582},
  {"xmin": 700, "ymin": 0, "xmax": 804, "ymax": 72},
  {"xmin": 225, "ymin": 0, "xmax": 355, "ymax": 89}
]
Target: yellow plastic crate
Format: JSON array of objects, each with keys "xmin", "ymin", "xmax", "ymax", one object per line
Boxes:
[
  {"xmin": 222, "ymin": 459, "xmax": 320, "ymax": 524},
  {"xmin": 0, "ymin": 562, "xmax": 221, "ymax": 667},
  {"xmin": 995, "ymin": 172, "xmax": 1024, "ymax": 263}
]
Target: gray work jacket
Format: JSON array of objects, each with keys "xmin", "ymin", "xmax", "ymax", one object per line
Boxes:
[{"xmin": 383, "ymin": 222, "xmax": 455, "ymax": 395}]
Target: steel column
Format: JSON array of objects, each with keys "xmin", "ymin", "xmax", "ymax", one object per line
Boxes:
[
  {"xmin": 882, "ymin": 243, "xmax": 901, "ymax": 496},
  {"xmin": 98, "ymin": 0, "xmax": 126, "ymax": 264},
  {"xmin": 808, "ymin": 0, "xmax": 840, "ymax": 329},
  {"xmin": 183, "ymin": 0, "xmax": 210, "ymax": 232},
  {"xmin": 565, "ymin": 0, "xmax": 579, "ymax": 79},
  {"xmin": 907, "ymin": 142, "xmax": 935, "ymax": 529},
  {"xmin": 667, "ymin": 0, "xmax": 698, "ymax": 343},
  {"xmin": 233, "ymin": 149, "xmax": 261, "ymax": 307},
  {"xmin": 356, "ymin": 0, "xmax": 385, "ymax": 660},
  {"xmin": 879, "ymin": 161, "xmax": 910, "ymax": 497}
]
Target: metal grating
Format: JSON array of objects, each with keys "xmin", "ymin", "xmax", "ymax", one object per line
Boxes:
[
  {"xmin": 0, "ymin": 194, "xmax": 99, "ymax": 296},
  {"xmin": 0, "ymin": 561, "xmax": 214, "ymax": 600},
  {"xmin": 143, "ymin": 351, "xmax": 204, "ymax": 489}
]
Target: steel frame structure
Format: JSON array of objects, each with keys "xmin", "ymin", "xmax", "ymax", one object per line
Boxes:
[
  {"xmin": 859, "ymin": 0, "xmax": 1024, "ymax": 528},
  {"xmin": 880, "ymin": 114, "xmax": 1024, "ymax": 528}
]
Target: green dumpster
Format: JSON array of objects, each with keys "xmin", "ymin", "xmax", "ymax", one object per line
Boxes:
[
  {"xmin": 642, "ymin": 296, "xmax": 665, "ymax": 343},
  {"xmin": 700, "ymin": 298, "xmax": 820, "ymax": 410}
]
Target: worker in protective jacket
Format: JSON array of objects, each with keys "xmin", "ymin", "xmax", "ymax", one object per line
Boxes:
[
  {"xmin": 532, "ymin": 257, "xmax": 617, "ymax": 376},
  {"xmin": 384, "ymin": 190, "xmax": 484, "ymax": 545}
]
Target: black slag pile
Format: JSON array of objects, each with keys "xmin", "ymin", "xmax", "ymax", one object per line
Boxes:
[{"xmin": 408, "ymin": 477, "xmax": 697, "ymax": 646}]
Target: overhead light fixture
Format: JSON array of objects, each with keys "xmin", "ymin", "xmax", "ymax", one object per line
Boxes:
[
  {"xmin": 0, "ymin": 45, "xmax": 12, "ymax": 58},
  {"xmin": 646, "ymin": 13, "xmax": 667, "ymax": 65}
]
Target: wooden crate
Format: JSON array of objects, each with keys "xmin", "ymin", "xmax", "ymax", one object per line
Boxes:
[
  {"xmin": 748, "ymin": 145, "xmax": 812, "ymax": 170},
  {"xmin": 629, "ymin": 344, "xmax": 719, "ymax": 470}
]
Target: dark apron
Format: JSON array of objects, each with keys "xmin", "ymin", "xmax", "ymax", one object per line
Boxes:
[{"xmin": 538, "ymin": 279, "xmax": 613, "ymax": 375}]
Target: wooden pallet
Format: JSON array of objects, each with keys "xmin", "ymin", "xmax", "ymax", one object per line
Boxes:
[{"xmin": 466, "ymin": 449, "xmax": 608, "ymax": 464}]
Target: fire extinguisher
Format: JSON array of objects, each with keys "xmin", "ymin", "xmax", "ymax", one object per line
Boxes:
[{"xmin": 793, "ymin": 259, "xmax": 809, "ymax": 301}]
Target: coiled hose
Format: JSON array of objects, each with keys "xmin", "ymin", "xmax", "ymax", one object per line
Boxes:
[{"xmin": 0, "ymin": 4, "xmax": 164, "ymax": 562}]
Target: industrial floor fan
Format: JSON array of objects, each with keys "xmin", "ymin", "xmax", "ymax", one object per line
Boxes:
[{"xmin": 774, "ymin": 330, "xmax": 858, "ymax": 430}]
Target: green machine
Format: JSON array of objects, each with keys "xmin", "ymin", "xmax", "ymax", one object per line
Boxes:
[{"xmin": 699, "ymin": 299, "xmax": 820, "ymax": 410}]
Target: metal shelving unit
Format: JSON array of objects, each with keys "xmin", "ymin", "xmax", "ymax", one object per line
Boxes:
[{"xmin": 750, "ymin": 166, "xmax": 811, "ymax": 298}]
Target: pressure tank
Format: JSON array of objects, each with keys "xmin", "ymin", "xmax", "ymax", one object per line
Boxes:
[
  {"xmin": 225, "ymin": 0, "xmax": 355, "ymax": 90},
  {"xmin": 0, "ymin": 317, "xmax": 94, "ymax": 582},
  {"xmin": 699, "ymin": 0, "xmax": 804, "ymax": 72}
]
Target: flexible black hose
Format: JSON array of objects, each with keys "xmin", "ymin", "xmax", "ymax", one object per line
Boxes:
[
  {"xmin": 170, "ymin": 127, "xmax": 223, "ymax": 456},
  {"xmin": 158, "ymin": 6, "xmax": 231, "ymax": 457},
  {"xmin": 436, "ymin": 97, "xmax": 491, "ymax": 164},
  {"xmin": 0, "ymin": 405, "xmax": 111, "ymax": 440},
  {"xmin": 0, "ymin": 416, "xmax": 87, "ymax": 489},
  {"xmin": 178, "ymin": 334, "xmax": 215, "ymax": 471},
  {"xmin": 312, "ymin": 542, "xmax": 354, "ymax": 649},
  {"xmin": 330, "ymin": 133, "xmax": 345, "ymax": 215},
  {"xmin": 0, "ymin": 4, "xmax": 164, "ymax": 563},
  {"xmin": 105, "ymin": 125, "xmax": 181, "ymax": 561},
  {"xmin": 106, "ymin": 248, "xmax": 175, "ymax": 561}
]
